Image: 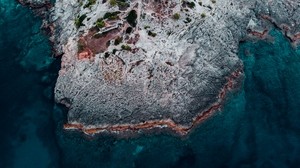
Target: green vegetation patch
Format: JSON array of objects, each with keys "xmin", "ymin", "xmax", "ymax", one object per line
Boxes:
[
  {"xmin": 103, "ymin": 11, "xmax": 121, "ymax": 20},
  {"xmin": 77, "ymin": 40, "xmax": 86, "ymax": 52},
  {"xmin": 121, "ymin": 44, "xmax": 131, "ymax": 51},
  {"xmin": 126, "ymin": 10, "xmax": 138, "ymax": 27},
  {"xmin": 109, "ymin": 0, "xmax": 117, "ymax": 6},
  {"xmin": 95, "ymin": 18, "xmax": 105, "ymax": 28},
  {"xmin": 114, "ymin": 36, "xmax": 123, "ymax": 45},
  {"xmin": 186, "ymin": 2, "xmax": 196, "ymax": 9},
  {"xmin": 109, "ymin": 0, "xmax": 129, "ymax": 8},
  {"xmin": 148, "ymin": 31, "xmax": 157, "ymax": 37},
  {"xmin": 173, "ymin": 13, "xmax": 180, "ymax": 20},
  {"xmin": 75, "ymin": 14, "xmax": 87, "ymax": 29},
  {"xmin": 104, "ymin": 52, "xmax": 110, "ymax": 58},
  {"xmin": 184, "ymin": 17, "xmax": 192, "ymax": 23}
]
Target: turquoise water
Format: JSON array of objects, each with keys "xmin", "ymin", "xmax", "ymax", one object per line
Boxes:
[{"xmin": 1, "ymin": 1, "xmax": 300, "ymax": 167}]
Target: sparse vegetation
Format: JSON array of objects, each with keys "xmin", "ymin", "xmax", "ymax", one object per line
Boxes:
[
  {"xmin": 211, "ymin": 0, "xmax": 216, "ymax": 4},
  {"xmin": 75, "ymin": 14, "xmax": 87, "ymax": 29},
  {"xmin": 104, "ymin": 52, "xmax": 110, "ymax": 58},
  {"xmin": 109, "ymin": 0, "xmax": 117, "ymax": 6},
  {"xmin": 126, "ymin": 10, "xmax": 138, "ymax": 27},
  {"xmin": 103, "ymin": 11, "xmax": 121, "ymax": 20},
  {"xmin": 186, "ymin": 1, "xmax": 196, "ymax": 9},
  {"xmin": 198, "ymin": 1, "xmax": 202, "ymax": 6},
  {"xmin": 116, "ymin": 0, "xmax": 129, "ymax": 8},
  {"xmin": 114, "ymin": 36, "xmax": 123, "ymax": 45},
  {"xmin": 126, "ymin": 27, "xmax": 133, "ymax": 34},
  {"xmin": 184, "ymin": 17, "xmax": 192, "ymax": 23},
  {"xmin": 141, "ymin": 13, "xmax": 146, "ymax": 19},
  {"xmin": 144, "ymin": 25, "xmax": 150, "ymax": 29},
  {"xmin": 201, "ymin": 13, "xmax": 206, "ymax": 18},
  {"xmin": 77, "ymin": 41, "xmax": 85, "ymax": 52},
  {"xmin": 148, "ymin": 31, "xmax": 157, "ymax": 37},
  {"xmin": 95, "ymin": 18, "xmax": 105, "ymax": 28},
  {"xmin": 173, "ymin": 13, "xmax": 180, "ymax": 20},
  {"xmin": 84, "ymin": 0, "xmax": 96, "ymax": 8},
  {"xmin": 109, "ymin": 0, "xmax": 129, "ymax": 8},
  {"xmin": 121, "ymin": 44, "xmax": 131, "ymax": 51}
]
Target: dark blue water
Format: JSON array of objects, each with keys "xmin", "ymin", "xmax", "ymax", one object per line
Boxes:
[
  {"xmin": 1, "ymin": 1, "xmax": 300, "ymax": 168},
  {"xmin": 0, "ymin": 1, "xmax": 60, "ymax": 167}
]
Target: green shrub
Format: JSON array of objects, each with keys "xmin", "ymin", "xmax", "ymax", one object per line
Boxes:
[
  {"xmin": 117, "ymin": 1, "xmax": 128, "ymax": 8},
  {"xmin": 201, "ymin": 13, "xmax": 206, "ymax": 18},
  {"xmin": 184, "ymin": 17, "xmax": 192, "ymax": 23},
  {"xmin": 126, "ymin": 10, "xmax": 137, "ymax": 27},
  {"xmin": 75, "ymin": 14, "xmax": 87, "ymax": 29},
  {"xmin": 103, "ymin": 11, "xmax": 120, "ymax": 20},
  {"xmin": 77, "ymin": 41, "xmax": 85, "ymax": 52},
  {"xmin": 109, "ymin": 0, "xmax": 117, "ymax": 6},
  {"xmin": 121, "ymin": 44, "xmax": 131, "ymax": 51},
  {"xmin": 96, "ymin": 19, "xmax": 105, "ymax": 28},
  {"xmin": 114, "ymin": 36, "xmax": 123, "ymax": 45},
  {"xmin": 109, "ymin": 0, "xmax": 129, "ymax": 8},
  {"xmin": 148, "ymin": 31, "xmax": 157, "ymax": 37},
  {"xmin": 173, "ymin": 13, "xmax": 180, "ymax": 20},
  {"xmin": 104, "ymin": 52, "xmax": 110, "ymax": 58},
  {"xmin": 186, "ymin": 1, "xmax": 195, "ymax": 8}
]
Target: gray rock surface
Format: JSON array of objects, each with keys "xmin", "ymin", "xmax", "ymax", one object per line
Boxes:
[{"xmin": 42, "ymin": 0, "xmax": 300, "ymax": 131}]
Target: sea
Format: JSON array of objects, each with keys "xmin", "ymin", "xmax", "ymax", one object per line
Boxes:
[{"xmin": 1, "ymin": 0, "xmax": 300, "ymax": 167}]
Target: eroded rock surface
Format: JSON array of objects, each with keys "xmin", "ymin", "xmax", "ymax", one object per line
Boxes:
[{"xmin": 27, "ymin": 0, "xmax": 300, "ymax": 134}]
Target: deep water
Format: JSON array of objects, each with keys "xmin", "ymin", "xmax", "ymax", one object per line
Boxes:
[
  {"xmin": 0, "ymin": 1, "xmax": 60, "ymax": 167},
  {"xmin": 1, "ymin": 1, "xmax": 300, "ymax": 168}
]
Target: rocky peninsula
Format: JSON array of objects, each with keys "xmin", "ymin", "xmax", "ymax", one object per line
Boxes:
[{"xmin": 20, "ymin": 0, "xmax": 300, "ymax": 135}]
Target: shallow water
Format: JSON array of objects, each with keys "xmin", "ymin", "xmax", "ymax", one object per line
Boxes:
[{"xmin": 1, "ymin": 1, "xmax": 300, "ymax": 168}]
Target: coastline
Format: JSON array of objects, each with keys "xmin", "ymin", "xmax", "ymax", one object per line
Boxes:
[{"xmin": 64, "ymin": 67, "xmax": 243, "ymax": 136}]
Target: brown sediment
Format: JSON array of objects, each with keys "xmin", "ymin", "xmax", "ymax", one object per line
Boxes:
[
  {"xmin": 77, "ymin": 28, "xmax": 121, "ymax": 60},
  {"xmin": 260, "ymin": 14, "xmax": 300, "ymax": 44},
  {"xmin": 64, "ymin": 67, "xmax": 243, "ymax": 136},
  {"xmin": 144, "ymin": 0, "xmax": 177, "ymax": 20},
  {"xmin": 127, "ymin": 33, "xmax": 140, "ymax": 44},
  {"xmin": 248, "ymin": 29, "xmax": 268, "ymax": 39}
]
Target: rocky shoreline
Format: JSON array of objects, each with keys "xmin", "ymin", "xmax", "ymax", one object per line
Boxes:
[
  {"xmin": 20, "ymin": 0, "xmax": 300, "ymax": 136},
  {"xmin": 17, "ymin": 0, "xmax": 51, "ymax": 16},
  {"xmin": 64, "ymin": 67, "xmax": 243, "ymax": 136}
]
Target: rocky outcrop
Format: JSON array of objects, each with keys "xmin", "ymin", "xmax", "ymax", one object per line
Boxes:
[
  {"xmin": 18, "ymin": 0, "xmax": 51, "ymax": 16},
  {"xmin": 21, "ymin": 0, "xmax": 300, "ymax": 135}
]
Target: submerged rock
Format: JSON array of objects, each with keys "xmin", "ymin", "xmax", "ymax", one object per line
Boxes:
[{"xmin": 22, "ymin": 0, "xmax": 300, "ymax": 135}]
